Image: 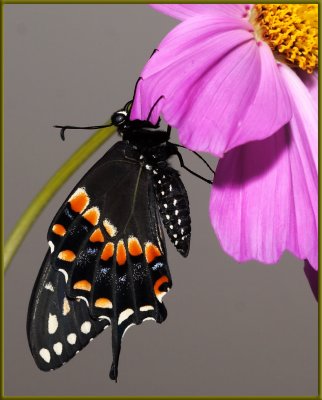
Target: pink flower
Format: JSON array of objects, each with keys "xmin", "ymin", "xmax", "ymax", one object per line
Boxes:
[{"xmin": 131, "ymin": 5, "xmax": 318, "ymax": 285}]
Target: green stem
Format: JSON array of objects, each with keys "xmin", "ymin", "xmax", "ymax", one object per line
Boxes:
[{"xmin": 4, "ymin": 125, "xmax": 116, "ymax": 273}]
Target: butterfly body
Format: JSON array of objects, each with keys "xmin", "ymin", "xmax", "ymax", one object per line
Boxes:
[{"xmin": 27, "ymin": 105, "xmax": 191, "ymax": 381}]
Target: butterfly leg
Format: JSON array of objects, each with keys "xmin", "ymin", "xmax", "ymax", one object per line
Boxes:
[{"xmin": 174, "ymin": 150, "xmax": 213, "ymax": 185}]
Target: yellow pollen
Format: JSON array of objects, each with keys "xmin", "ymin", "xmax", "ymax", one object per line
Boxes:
[{"xmin": 251, "ymin": 4, "xmax": 318, "ymax": 73}]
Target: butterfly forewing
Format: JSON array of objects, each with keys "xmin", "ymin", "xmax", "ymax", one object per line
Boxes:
[{"xmin": 29, "ymin": 141, "xmax": 172, "ymax": 380}]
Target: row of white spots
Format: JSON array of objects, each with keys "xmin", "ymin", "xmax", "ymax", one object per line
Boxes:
[
  {"xmin": 118, "ymin": 305, "xmax": 155, "ymax": 325},
  {"xmin": 41, "ymin": 321, "xmax": 92, "ymax": 363}
]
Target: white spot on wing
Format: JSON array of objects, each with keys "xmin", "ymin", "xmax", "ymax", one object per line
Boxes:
[
  {"xmin": 48, "ymin": 241, "xmax": 55, "ymax": 253},
  {"xmin": 156, "ymin": 292, "xmax": 167, "ymax": 303},
  {"xmin": 81, "ymin": 321, "xmax": 91, "ymax": 334},
  {"xmin": 58, "ymin": 269, "xmax": 68, "ymax": 283},
  {"xmin": 122, "ymin": 323, "xmax": 135, "ymax": 338},
  {"xmin": 118, "ymin": 308, "xmax": 134, "ymax": 325},
  {"xmin": 45, "ymin": 282, "xmax": 54, "ymax": 292},
  {"xmin": 53, "ymin": 342, "xmax": 63, "ymax": 356},
  {"xmin": 99, "ymin": 315, "xmax": 111, "ymax": 322},
  {"xmin": 39, "ymin": 348, "xmax": 51, "ymax": 363},
  {"xmin": 76, "ymin": 296, "xmax": 89, "ymax": 307},
  {"xmin": 67, "ymin": 333, "xmax": 77, "ymax": 345},
  {"xmin": 48, "ymin": 313, "xmax": 58, "ymax": 334},
  {"xmin": 62, "ymin": 297, "xmax": 70, "ymax": 316},
  {"xmin": 140, "ymin": 305, "xmax": 154, "ymax": 312},
  {"xmin": 143, "ymin": 317, "xmax": 156, "ymax": 322}
]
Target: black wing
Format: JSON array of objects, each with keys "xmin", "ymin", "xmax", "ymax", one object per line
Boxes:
[
  {"xmin": 27, "ymin": 250, "xmax": 109, "ymax": 371},
  {"xmin": 27, "ymin": 141, "xmax": 172, "ymax": 381}
]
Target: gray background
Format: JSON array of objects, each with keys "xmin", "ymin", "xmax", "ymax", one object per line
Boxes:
[{"xmin": 4, "ymin": 5, "xmax": 317, "ymax": 396}]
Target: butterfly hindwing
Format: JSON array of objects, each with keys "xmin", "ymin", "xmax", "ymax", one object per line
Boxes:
[{"xmin": 28, "ymin": 141, "xmax": 172, "ymax": 380}]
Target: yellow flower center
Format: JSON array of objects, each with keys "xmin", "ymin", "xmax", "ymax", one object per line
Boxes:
[{"xmin": 250, "ymin": 4, "xmax": 318, "ymax": 73}]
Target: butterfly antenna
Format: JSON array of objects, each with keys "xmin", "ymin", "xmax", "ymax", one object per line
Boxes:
[
  {"xmin": 147, "ymin": 95, "xmax": 165, "ymax": 122},
  {"xmin": 131, "ymin": 77, "xmax": 142, "ymax": 103},
  {"xmin": 149, "ymin": 48, "xmax": 159, "ymax": 59},
  {"xmin": 54, "ymin": 122, "xmax": 113, "ymax": 141},
  {"xmin": 130, "ymin": 48, "xmax": 158, "ymax": 106}
]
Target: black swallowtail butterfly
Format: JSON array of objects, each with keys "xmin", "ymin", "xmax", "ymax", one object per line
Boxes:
[{"xmin": 27, "ymin": 101, "xmax": 214, "ymax": 381}]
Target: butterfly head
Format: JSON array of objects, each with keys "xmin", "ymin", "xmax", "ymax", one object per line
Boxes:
[
  {"xmin": 111, "ymin": 110, "xmax": 128, "ymax": 127},
  {"xmin": 111, "ymin": 102, "xmax": 162, "ymax": 138}
]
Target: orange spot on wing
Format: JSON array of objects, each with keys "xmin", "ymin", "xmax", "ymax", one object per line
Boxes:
[
  {"xmin": 128, "ymin": 237, "xmax": 143, "ymax": 256},
  {"xmin": 58, "ymin": 250, "xmax": 76, "ymax": 262},
  {"xmin": 154, "ymin": 276, "xmax": 169, "ymax": 296},
  {"xmin": 89, "ymin": 228, "xmax": 104, "ymax": 243},
  {"xmin": 83, "ymin": 207, "xmax": 100, "ymax": 226},
  {"xmin": 103, "ymin": 219, "xmax": 118, "ymax": 237},
  {"xmin": 52, "ymin": 224, "xmax": 66, "ymax": 236},
  {"xmin": 101, "ymin": 242, "xmax": 114, "ymax": 261},
  {"xmin": 145, "ymin": 242, "xmax": 162, "ymax": 264},
  {"xmin": 116, "ymin": 240, "xmax": 127, "ymax": 266},
  {"xmin": 95, "ymin": 297, "xmax": 113, "ymax": 309},
  {"xmin": 68, "ymin": 188, "xmax": 89, "ymax": 213},
  {"xmin": 73, "ymin": 280, "xmax": 91, "ymax": 291}
]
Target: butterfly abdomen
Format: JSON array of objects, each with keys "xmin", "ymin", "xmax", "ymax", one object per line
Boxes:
[{"xmin": 152, "ymin": 167, "xmax": 191, "ymax": 257}]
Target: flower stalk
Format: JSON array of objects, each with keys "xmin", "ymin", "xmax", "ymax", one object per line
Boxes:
[{"xmin": 4, "ymin": 125, "xmax": 116, "ymax": 273}]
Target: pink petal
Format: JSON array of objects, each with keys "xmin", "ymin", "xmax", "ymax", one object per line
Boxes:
[
  {"xmin": 150, "ymin": 4, "xmax": 251, "ymax": 21},
  {"xmin": 131, "ymin": 15, "xmax": 292, "ymax": 157},
  {"xmin": 210, "ymin": 66, "xmax": 318, "ymax": 269}
]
